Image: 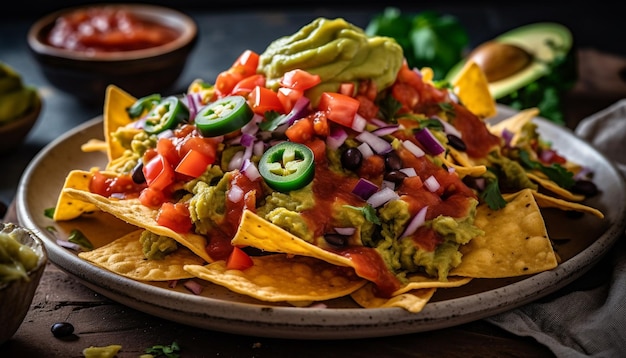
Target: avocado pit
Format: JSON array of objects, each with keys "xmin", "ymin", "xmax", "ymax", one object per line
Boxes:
[{"xmin": 467, "ymin": 41, "xmax": 533, "ymax": 82}]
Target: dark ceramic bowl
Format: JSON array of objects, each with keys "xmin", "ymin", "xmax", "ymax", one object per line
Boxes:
[
  {"xmin": 27, "ymin": 3, "xmax": 198, "ymax": 104},
  {"xmin": 0, "ymin": 93, "xmax": 42, "ymax": 153}
]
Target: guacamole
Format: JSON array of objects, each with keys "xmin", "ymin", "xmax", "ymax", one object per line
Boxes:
[
  {"xmin": 0, "ymin": 227, "xmax": 40, "ymax": 283},
  {"xmin": 257, "ymin": 17, "xmax": 404, "ymax": 105},
  {"xmin": 139, "ymin": 230, "xmax": 178, "ymax": 260}
]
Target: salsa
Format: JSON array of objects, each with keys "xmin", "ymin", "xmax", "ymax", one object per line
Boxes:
[{"xmin": 46, "ymin": 7, "xmax": 180, "ymax": 53}]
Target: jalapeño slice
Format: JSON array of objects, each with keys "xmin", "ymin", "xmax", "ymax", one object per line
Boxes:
[
  {"xmin": 195, "ymin": 95, "xmax": 254, "ymax": 137},
  {"xmin": 259, "ymin": 141, "xmax": 315, "ymax": 192},
  {"xmin": 143, "ymin": 96, "xmax": 189, "ymax": 134}
]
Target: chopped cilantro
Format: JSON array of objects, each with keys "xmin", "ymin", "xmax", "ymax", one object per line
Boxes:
[
  {"xmin": 145, "ymin": 342, "xmax": 181, "ymax": 358},
  {"xmin": 377, "ymin": 95, "xmax": 402, "ymax": 122},
  {"xmin": 480, "ymin": 178, "xmax": 507, "ymax": 211},
  {"xmin": 68, "ymin": 229, "xmax": 94, "ymax": 251},
  {"xmin": 344, "ymin": 204, "xmax": 381, "ymax": 225},
  {"xmin": 44, "ymin": 207, "xmax": 55, "ymax": 219},
  {"xmin": 518, "ymin": 149, "xmax": 574, "ymax": 189}
]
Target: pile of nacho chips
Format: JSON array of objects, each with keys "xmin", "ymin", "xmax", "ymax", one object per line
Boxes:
[{"xmin": 51, "ymin": 18, "xmax": 603, "ymax": 313}]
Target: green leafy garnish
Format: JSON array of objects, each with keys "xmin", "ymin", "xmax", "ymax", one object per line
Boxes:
[
  {"xmin": 417, "ymin": 118, "xmax": 444, "ymax": 131},
  {"xmin": 480, "ymin": 177, "xmax": 507, "ymax": 210},
  {"xmin": 258, "ymin": 110, "xmax": 286, "ymax": 131},
  {"xmin": 518, "ymin": 149, "xmax": 574, "ymax": 189},
  {"xmin": 366, "ymin": 7, "xmax": 468, "ymax": 80},
  {"xmin": 344, "ymin": 204, "xmax": 381, "ymax": 225},
  {"xmin": 377, "ymin": 95, "xmax": 402, "ymax": 122},
  {"xmin": 145, "ymin": 342, "xmax": 181, "ymax": 358},
  {"xmin": 68, "ymin": 229, "xmax": 94, "ymax": 251},
  {"xmin": 44, "ymin": 207, "xmax": 55, "ymax": 219}
]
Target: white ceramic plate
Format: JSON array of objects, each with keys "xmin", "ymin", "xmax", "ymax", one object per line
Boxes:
[{"xmin": 16, "ymin": 106, "xmax": 626, "ymax": 339}]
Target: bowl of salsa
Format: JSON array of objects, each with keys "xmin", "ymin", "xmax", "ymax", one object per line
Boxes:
[{"xmin": 27, "ymin": 4, "xmax": 198, "ymax": 104}]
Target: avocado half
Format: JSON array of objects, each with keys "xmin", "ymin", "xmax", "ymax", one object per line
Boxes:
[{"xmin": 446, "ymin": 22, "xmax": 573, "ymax": 99}]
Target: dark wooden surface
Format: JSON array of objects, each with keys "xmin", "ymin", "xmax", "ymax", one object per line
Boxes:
[{"xmin": 1, "ymin": 4, "xmax": 626, "ymax": 357}]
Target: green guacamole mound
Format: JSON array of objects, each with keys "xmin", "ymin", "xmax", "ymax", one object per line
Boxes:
[
  {"xmin": 139, "ymin": 230, "xmax": 178, "ymax": 260},
  {"xmin": 257, "ymin": 17, "xmax": 404, "ymax": 105},
  {"xmin": 0, "ymin": 229, "xmax": 39, "ymax": 283}
]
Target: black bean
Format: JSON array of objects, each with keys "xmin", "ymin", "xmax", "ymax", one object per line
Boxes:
[
  {"xmin": 384, "ymin": 151, "xmax": 402, "ymax": 171},
  {"xmin": 325, "ymin": 234, "xmax": 348, "ymax": 247},
  {"xmin": 131, "ymin": 161, "xmax": 145, "ymax": 184},
  {"xmin": 447, "ymin": 134, "xmax": 466, "ymax": 151},
  {"xmin": 51, "ymin": 322, "xmax": 75, "ymax": 338},
  {"xmin": 570, "ymin": 179, "xmax": 599, "ymax": 197},
  {"xmin": 341, "ymin": 147, "xmax": 363, "ymax": 170},
  {"xmin": 384, "ymin": 170, "xmax": 407, "ymax": 184}
]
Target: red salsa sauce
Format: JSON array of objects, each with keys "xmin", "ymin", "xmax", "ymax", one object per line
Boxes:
[{"xmin": 46, "ymin": 7, "xmax": 180, "ymax": 53}]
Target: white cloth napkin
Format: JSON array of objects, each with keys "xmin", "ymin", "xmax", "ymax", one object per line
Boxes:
[{"xmin": 484, "ymin": 99, "xmax": 626, "ymax": 357}]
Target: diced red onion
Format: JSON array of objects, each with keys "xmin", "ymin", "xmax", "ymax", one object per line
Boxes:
[
  {"xmin": 415, "ymin": 128, "xmax": 445, "ymax": 155},
  {"xmin": 185, "ymin": 93, "xmax": 200, "ymax": 120},
  {"xmin": 501, "ymin": 128, "xmax": 514, "ymax": 147},
  {"xmin": 574, "ymin": 166, "xmax": 593, "ymax": 180},
  {"xmin": 334, "ymin": 227, "xmax": 356, "ymax": 236},
  {"xmin": 241, "ymin": 159, "xmax": 261, "ymax": 181},
  {"xmin": 402, "ymin": 140, "xmax": 425, "ymax": 158},
  {"xmin": 307, "ymin": 302, "xmax": 328, "ymax": 309},
  {"xmin": 356, "ymin": 131, "xmax": 392, "ymax": 154},
  {"xmin": 424, "ymin": 175, "xmax": 441, "ymax": 192},
  {"xmin": 326, "ymin": 127, "xmax": 348, "ymax": 150},
  {"xmin": 369, "ymin": 117, "xmax": 388, "ymax": 127},
  {"xmin": 402, "ymin": 206, "xmax": 428, "ymax": 237},
  {"xmin": 168, "ymin": 280, "xmax": 178, "ymax": 288},
  {"xmin": 228, "ymin": 184, "xmax": 244, "ymax": 203},
  {"xmin": 285, "ymin": 96, "xmax": 311, "ymax": 126},
  {"xmin": 253, "ymin": 141, "xmax": 265, "ymax": 157},
  {"xmin": 352, "ymin": 178, "xmax": 379, "ymax": 200},
  {"xmin": 435, "ymin": 116, "xmax": 462, "ymax": 138},
  {"xmin": 372, "ymin": 125, "xmax": 399, "ymax": 137},
  {"xmin": 367, "ymin": 186, "xmax": 399, "ymax": 208},
  {"xmin": 157, "ymin": 129, "xmax": 175, "ymax": 139},
  {"xmin": 183, "ymin": 280, "xmax": 204, "ymax": 295},
  {"xmin": 57, "ymin": 239, "xmax": 83, "ymax": 251},
  {"xmin": 539, "ymin": 149, "xmax": 557, "ymax": 163},
  {"xmin": 382, "ymin": 180, "xmax": 395, "ymax": 190},
  {"xmin": 351, "ymin": 113, "xmax": 367, "ymax": 132},
  {"xmin": 400, "ymin": 167, "xmax": 417, "ymax": 177},
  {"xmin": 228, "ymin": 151, "xmax": 244, "ymax": 171},
  {"xmin": 241, "ymin": 118, "xmax": 259, "ymax": 136},
  {"xmin": 474, "ymin": 177, "xmax": 485, "ymax": 190},
  {"xmin": 448, "ymin": 166, "xmax": 456, "ymax": 174},
  {"xmin": 357, "ymin": 142, "xmax": 374, "ymax": 159},
  {"xmin": 240, "ymin": 133, "xmax": 255, "ymax": 147}
]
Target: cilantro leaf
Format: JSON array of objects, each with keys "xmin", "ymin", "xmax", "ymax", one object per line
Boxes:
[
  {"xmin": 145, "ymin": 342, "xmax": 181, "ymax": 358},
  {"xmin": 480, "ymin": 178, "xmax": 507, "ymax": 210},
  {"xmin": 518, "ymin": 150, "xmax": 574, "ymax": 189},
  {"xmin": 344, "ymin": 204, "xmax": 381, "ymax": 225},
  {"xmin": 67, "ymin": 229, "xmax": 94, "ymax": 250}
]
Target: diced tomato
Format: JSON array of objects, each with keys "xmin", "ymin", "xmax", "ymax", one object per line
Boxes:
[
  {"xmin": 90, "ymin": 171, "xmax": 143, "ymax": 198},
  {"xmin": 157, "ymin": 202, "xmax": 193, "ymax": 233},
  {"xmin": 356, "ymin": 94, "xmax": 379, "ymax": 120},
  {"xmin": 175, "ymin": 149, "xmax": 213, "ymax": 178},
  {"xmin": 248, "ymin": 86, "xmax": 284, "ymax": 115},
  {"xmin": 285, "ymin": 117, "xmax": 315, "ymax": 143},
  {"xmin": 279, "ymin": 69, "xmax": 321, "ymax": 91},
  {"xmin": 357, "ymin": 79, "xmax": 378, "ymax": 101},
  {"xmin": 225, "ymin": 246, "xmax": 254, "ymax": 270},
  {"xmin": 231, "ymin": 50, "xmax": 260, "ymax": 77},
  {"xmin": 205, "ymin": 237, "xmax": 233, "ymax": 261},
  {"xmin": 277, "ymin": 87, "xmax": 304, "ymax": 113},
  {"xmin": 317, "ymin": 92, "xmax": 360, "ymax": 127},
  {"xmin": 156, "ymin": 137, "xmax": 180, "ymax": 167},
  {"xmin": 304, "ymin": 137, "xmax": 327, "ymax": 163},
  {"xmin": 178, "ymin": 136, "xmax": 217, "ymax": 164},
  {"xmin": 231, "ymin": 74, "xmax": 266, "ymax": 97},
  {"xmin": 143, "ymin": 154, "xmax": 175, "ymax": 191},
  {"xmin": 215, "ymin": 70, "xmax": 244, "ymax": 97},
  {"xmin": 311, "ymin": 111, "xmax": 330, "ymax": 136},
  {"xmin": 139, "ymin": 187, "xmax": 167, "ymax": 208}
]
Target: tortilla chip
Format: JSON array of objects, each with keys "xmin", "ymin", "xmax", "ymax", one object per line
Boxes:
[
  {"xmin": 523, "ymin": 190, "xmax": 604, "ymax": 219},
  {"xmin": 62, "ymin": 187, "xmax": 213, "ymax": 263},
  {"xmin": 451, "ymin": 188, "xmax": 558, "ymax": 278},
  {"xmin": 81, "ymin": 138, "xmax": 108, "ymax": 153},
  {"xmin": 53, "ymin": 170, "xmax": 100, "ymax": 221},
  {"xmin": 184, "ymin": 254, "xmax": 366, "ymax": 303},
  {"xmin": 79, "ymin": 230, "xmax": 205, "ymax": 281},
  {"xmin": 451, "ymin": 60, "xmax": 497, "ymax": 119},
  {"xmin": 351, "ymin": 283, "xmax": 435, "ymax": 312},
  {"xmin": 103, "ymin": 85, "xmax": 137, "ymax": 162},
  {"xmin": 442, "ymin": 149, "xmax": 487, "ymax": 177},
  {"xmin": 526, "ymin": 171, "xmax": 585, "ymax": 202},
  {"xmin": 488, "ymin": 107, "xmax": 540, "ymax": 146}
]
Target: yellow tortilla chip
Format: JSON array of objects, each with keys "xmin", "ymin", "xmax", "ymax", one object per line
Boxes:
[
  {"xmin": 79, "ymin": 230, "xmax": 205, "ymax": 281},
  {"xmin": 451, "ymin": 60, "xmax": 497, "ymax": 119},
  {"xmin": 62, "ymin": 187, "xmax": 213, "ymax": 263},
  {"xmin": 184, "ymin": 254, "xmax": 366, "ymax": 303},
  {"xmin": 351, "ymin": 283, "xmax": 436, "ymax": 312},
  {"xmin": 451, "ymin": 188, "xmax": 558, "ymax": 278},
  {"xmin": 488, "ymin": 107, "xmax": 540, "ymax": 146},
  {"xmin": 103, "ymin": 85, "xmax": 137, "ymax": 162},
  {"xmin": 81, "ymin": 138, "xmax": 108, "ymax": 153},
  {"xmin": 442, "ymin": 149, "xmax": 487, "ymax": 177},
  {"xmin": 53, "ymin": 170, "xmax": 100, "ymax": 221},
  {"xmin": 526, "ymin": 172, "xmax": 585, "ymax": 202},
  {"xmin": 522, "ymin": 190, "xmax": 604, "ymax": 219}
]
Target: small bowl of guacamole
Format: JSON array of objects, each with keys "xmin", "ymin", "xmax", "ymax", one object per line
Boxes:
[{"xmin": 0, "ymin": 222, "xmax": 47, "ymax": 345}]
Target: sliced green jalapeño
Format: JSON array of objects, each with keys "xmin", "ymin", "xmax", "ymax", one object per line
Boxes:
[
  {"xmin": 194, "ymin": 95, "xmax": 254, "ymax": 137},
  {"xmin": 259, "ymin": 141, "xmax": 315, "ymax": 192},
  {"xmin": 143, "ymin": 96, "xmax": 189, "ymax": 134},
  {"xmin": 126, "ymin": 93, "xmax": 162, "ymax": 119}
]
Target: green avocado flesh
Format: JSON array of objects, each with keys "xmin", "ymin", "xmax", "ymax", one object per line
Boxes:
[{"xmin": 446, "ymin": 22, "xmax": 572, "ymax": 99}]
